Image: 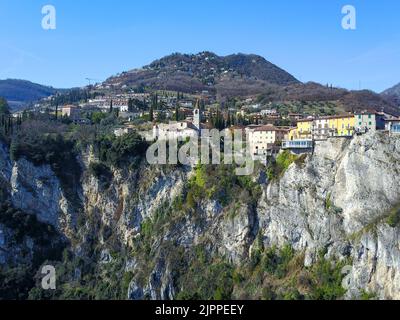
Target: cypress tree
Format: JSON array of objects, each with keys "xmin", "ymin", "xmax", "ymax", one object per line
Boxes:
[
  {"xmin": 0, "ymin": 97, "xmax": 10, "ymax": 115},
  {"xmin": 109, "ymin": 100, "xmax": 113, "ymax": 113},
  {"xmin": 175, "ymin": 105, "xmax": 179, "ymax": 121},
  {"xmin": 149, "ymin": 104, "xmax": 154, "ymax": 122}
]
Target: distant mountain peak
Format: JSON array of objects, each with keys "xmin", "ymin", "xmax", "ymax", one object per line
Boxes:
[
  {"xmin": 381, "ymin": 82, "xmax": 400, "ymax": 106},
  {"xmin": 105, "ymin": 51, "xmax": 299, "ymax": 97},
  {"xmin": 0, "ymin": 79, "xmax": 60, "ymax": 111},
  {"xmin": 382, "ymin": 82, "xmax": 400, "ymax": 96}
]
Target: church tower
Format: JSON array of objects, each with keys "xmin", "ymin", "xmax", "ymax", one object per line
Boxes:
[{"xmin": 193, "ymin": 100, "xmax": 201, "ymax": 130}]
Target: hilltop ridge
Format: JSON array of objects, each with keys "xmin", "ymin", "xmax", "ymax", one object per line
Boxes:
[{"xmin": 104, "ymin": 51, "xmax": 300, "ymax": 96}]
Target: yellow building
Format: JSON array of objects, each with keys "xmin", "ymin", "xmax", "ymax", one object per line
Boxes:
[
  {"xmin": 286, "ymin": 119, "xmax": 313, "ymax": 140},
  {"xmin": 285, "ymin": 115, "xmax": 355, "ymax": 142},
  {"xmin": 327, "ymin": 115, "xmax": 355, "ymax": 137},
  {"xmin": 297, "ymin": 119, "xmax": 313, "ymax": 138},
  {"xmin": 286, "ymin": 127, "xmax": 298, "ymax": 141}
]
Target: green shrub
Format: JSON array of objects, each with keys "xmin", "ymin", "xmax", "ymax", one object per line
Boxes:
[
  {"xmin": 187, "ymin": 165, "xmax": 261, "ymax": 208},
  {"xmin": 387, "ymin": 209, "xmax": 400, "ymax": 228},
  {"xmin": 232, "ymin": 270, "xmax": 244, "ymax": 285},
  {"xmin": 0, "ymin": 202, "xmax": 61, "ymax": 247},
  {"xmin": 0, "ymin": 265, "xmax": 35, "ymax": 300},
  {"xmin": 309, "ymin": 252, "xmax": 348, "ymax": 300},
  {"xmin": 94, "ymin": 132, "xmax": 148, "ymax": 168},
  {"xmin": 325, "ymin": 193, "xmax": 332, "ymax": 210},
  {"xmin": 91, "ymin": 112, "xmax": 108, "ymax": 124},
  {"xmin": 282, "ymin": 288, "xmax": 303, "ymax": 300},
  {"xmin": 262, "ymin": 286, "xmax": 276, "ymax": 300},
  {"xmin": 276, "ymin": 151, "xmax": 298, "ymax": 172},
  {"xmin": 177, "ymin": 258, "xmax": 235, "ymax": 300},
  {"xmin": 267, "ymin": 151, "xmax": 299, "ymax": 180},
  {"xmin": 193, "ymin": 165, "xmax": 206, "ymax": 188},
  {"xmin": 89, "ymin": 162, "xmax": 110, "ymax": 177},
  {"xmin": 360, "ymin": 290, "xmax": 376, "ymax": 300},
  {"xmin": 88, "ymin": 162, "xmax": 113, "ymax": 189},
  {"xmin": 262, "ymin": 245, "xmax": 295, "ymax": 279},
  {"xmin": 0, "ymin": 202, "xmax": 65, "ymax": 300}
]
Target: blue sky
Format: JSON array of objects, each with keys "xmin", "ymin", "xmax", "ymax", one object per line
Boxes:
[{"xmin": 0, "ymin": 0, "xmax": 399, "ymax": 92}]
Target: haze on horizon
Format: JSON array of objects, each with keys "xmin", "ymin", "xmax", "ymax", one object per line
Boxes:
[{"xmin": 0, "ymin": 0, "xmax": 399, "ymax": 92}]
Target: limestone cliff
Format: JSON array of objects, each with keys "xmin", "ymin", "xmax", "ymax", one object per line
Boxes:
[
  {"xmin": 258, "ymin": 132, "xmax": 400, "ymax": 299},
  {"xmin": 1, "ymin": 131, "xmax": 400, "ymax": 300}
]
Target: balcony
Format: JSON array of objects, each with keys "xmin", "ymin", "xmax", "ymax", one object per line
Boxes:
[
  {"xmin": 282, "ymin": 140, "xmax": 313, "ymax": 149},
  {"xmin": 391, "ymin": 125, "xmax": 400, "ymax": 134}
]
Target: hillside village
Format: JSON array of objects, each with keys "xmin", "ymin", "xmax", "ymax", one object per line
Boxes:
[
  {"xmin": 147, "ymin": 107, "xmax": 400, "ymax": 160},
  {"xmin": 5, "ymin": 52, "xmax": 400, "ymax": 166},
  {"xmin": 14, "ymin": 88, "xmax": 400, "ymax": 165},
  {"xmin": 6, "ymin": 52, "xmax": 400, "ymax": 166}
]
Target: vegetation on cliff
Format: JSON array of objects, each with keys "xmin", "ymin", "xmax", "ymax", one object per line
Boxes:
[{"xmin": 0, "ymin": 202, "xmax": 66, "ymax": 300}]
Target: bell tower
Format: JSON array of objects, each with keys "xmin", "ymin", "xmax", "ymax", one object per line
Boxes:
[{"xmin": 193, "ymin": 100, "xmax": 201, "ymax": 130}]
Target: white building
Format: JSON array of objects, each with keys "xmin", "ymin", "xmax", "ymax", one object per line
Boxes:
[
  {"xmin": 153, "ymin": 121, "xmax": 199, "ymax": 140},
  {"xmin": 153, "ymin": 108, "xmax": 202, "ymax": 140},
  {"xmin": 114, "ymin": 127, "xmax": 134, "ymax": 137},
  {"xmin": 355, "ymin": 112, "xmax": 385, "ymax": 132},
  {"xmin": 248, "ymin": 124, "xmax": 288, "ymax": 158},
  {"xmin": 385, "ymin": 118, "xmax": 400, "ymax": 134},
  {"xmin": 118, "ymin": 105, "xmax": 129, "ymax": 112},
  {"xmin": 312, "ymin": 118, "xmax": 330, "ymax": 140},
  {"xmin": 61, "ymin": 105, "xmax": 81, "ymax": 120},
  {"xmin": 260, "ymin": 109, "xmax": 277, "ymax": 116}
]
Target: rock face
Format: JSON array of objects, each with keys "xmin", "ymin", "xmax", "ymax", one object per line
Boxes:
[
  {"xmin": 1, "ymin": 131, "xmax": 400, "ymax": 299},
  {"xmin": 258, "ymin": 132, "xmax": 400, "ymax": 299},
  {"xmin": 10, "ymin": 158, "xmax": 63, "ymax": 228},
  {"xmin": 81, "ymin": 163, "xmax": 189, "ymax": 246},
  {"xmin": 1, "ymin": 143, "xmax": 77, "ymax": 234}
]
